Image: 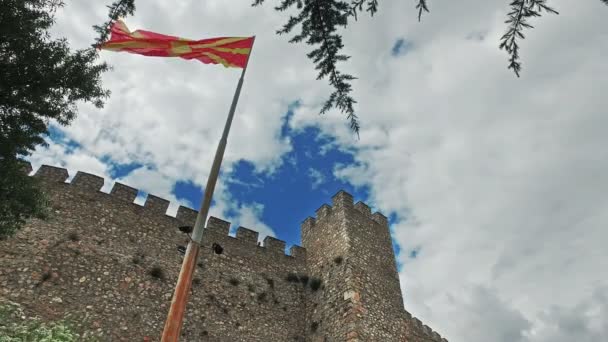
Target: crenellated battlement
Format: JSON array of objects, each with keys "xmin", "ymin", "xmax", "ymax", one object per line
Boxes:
[
  {"xmin": 25, "ymin": 162, "xmax": 304, "ymax": 259},
  {"xmin": 71, "ymin": 171, "xmax": 104, "ymax": 191},
  {"xmin": 301, "ymin": 190, "xmax": 389, "ymax": 239},
  {"xmin": 408, "ymin": 315, "xmax": 448, "ymax": 341},
  {"xmin": 33, "ymin": 164, "xmax": 69, "ymax": 182},
  {"xmin": 9, "ymin": 162, "xmax": 447, "ymax": 341}
]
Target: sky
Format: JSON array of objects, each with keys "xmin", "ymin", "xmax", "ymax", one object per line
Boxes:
[{"xmin": 28, "ymin": 0, "xmax": 608, "ymax": 341}]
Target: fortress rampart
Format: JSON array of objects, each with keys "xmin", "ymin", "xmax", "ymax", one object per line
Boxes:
[{"xmin": 0, "ymin": 163, "xmax": 447, "ymax": 342}]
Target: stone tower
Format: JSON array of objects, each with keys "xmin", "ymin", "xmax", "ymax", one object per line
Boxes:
[
  {"xmin": 302, "ymin": 191, "xmax": 406, "ymax": 341},
  {"xmin": 0, "ymin": 164, "xmax": 447, "ymax": 341}
]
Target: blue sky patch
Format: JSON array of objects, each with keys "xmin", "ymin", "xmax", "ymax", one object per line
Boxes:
[
  {"xmin": 47, "ymin": 124, "xmax": 80, "ymax": 153},
  {"xmin": 391, "ymin": 38, "xmax": 413, "ymax": 57},
  {"xmin": 409, "ymin": 246, "xmax": 420, "ymax": 259},
  {"xmin": 214, "ymin": 106, "xmax": 370, "ymax": 248}
]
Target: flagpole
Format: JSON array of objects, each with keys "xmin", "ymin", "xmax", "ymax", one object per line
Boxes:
[{"xmin": 161, "ymin": 36, "xmax": 256, "ymax": 342}]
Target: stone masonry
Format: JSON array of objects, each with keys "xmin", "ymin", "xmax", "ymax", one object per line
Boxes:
[{"xmin": 0, "ymin": 163, "xmax": 447, "ymax": 342}]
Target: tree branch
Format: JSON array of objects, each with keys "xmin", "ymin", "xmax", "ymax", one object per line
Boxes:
[
  {"xmin": 416, "ymin": 0, "xmax": 430, "ymax": 22},
  {"xmin": 499, "ymin": 0, "xmax": 558, "ymax": 77},
  {"xmin": 92, "ymin": 0, "xmax": 135, "ymax": 47}
]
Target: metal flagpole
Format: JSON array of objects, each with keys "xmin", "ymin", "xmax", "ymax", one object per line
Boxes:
[{"xmin": 161, "ymin": 36, "xmax": 256, "ymax": 342}]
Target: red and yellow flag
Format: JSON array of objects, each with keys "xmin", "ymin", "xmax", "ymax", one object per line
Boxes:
[{"xmin": 99, "ymin": 20, "xmax": 254, "ymax": 68}]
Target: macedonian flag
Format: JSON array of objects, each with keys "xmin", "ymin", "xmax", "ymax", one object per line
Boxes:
[{"xmin": 99, "ymin": 20, "xmax": 254, "ymax": 68}]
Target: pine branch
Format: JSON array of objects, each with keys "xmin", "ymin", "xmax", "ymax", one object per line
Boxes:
[
  {"xmin": 92, "ymin": 0, "xmax": 135, "ymax": 47},
  {"xmin": 499, "ymin": 0, "xmax": 558, "ymax": 77},
  {"xmin": 602, "ymin": 0, "xmax": 608, "ymax": 5},
  {"xmin": 348, "ymin": 0, "xmax": 378, "ymax": 21},
  {"xmin": 253, "ymin": 0, "xmax": 378, "ymax": 136},
  {"xmin": 416, "ymin": 0, "xmax": 430, "ymax": 22}
]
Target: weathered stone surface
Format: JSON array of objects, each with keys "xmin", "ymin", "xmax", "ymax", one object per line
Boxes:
[{"xmin": 0, "ymin": 164, "xmax": 448, "ymax": 342}]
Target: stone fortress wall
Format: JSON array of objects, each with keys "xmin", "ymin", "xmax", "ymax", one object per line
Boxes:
[{"xmin": 0, "ymin": 163, "xmax": 447, "ymax": 342}]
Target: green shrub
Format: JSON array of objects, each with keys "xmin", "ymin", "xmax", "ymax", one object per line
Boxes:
[{"xmin": 0, "ymin": 302, "xmax": 80, "ymax": 341}]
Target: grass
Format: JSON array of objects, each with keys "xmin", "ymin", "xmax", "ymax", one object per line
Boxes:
[{"xmin": 0, "ymin": 302, "xmax": 82, "ymax": 341}]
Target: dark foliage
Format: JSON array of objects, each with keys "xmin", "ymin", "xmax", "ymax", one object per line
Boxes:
[
  {"xmin": 41, "ymin": 271, "xmax": 52, "ymax": 282},
  {"xmin": 265, "ymin": 277, "xmax": 275, "ymax": 289},
  {"xmin": 416, "ymin": 0, "xmax": 429, "ymax": 21},
  {"xmin": 212, "ymin": 243, "xmax": 224, "ymax": 254},
  {"xmin": 229, "ymin": 277, "xmax": 240, "ymax": 286},
  {"xmin": 333, "ymin": 256, "xmax": 343, "ymax": 264},
  {"xmin": 93, "ymin": 0, "xmax": 135, "ymax": 46},
  {"xmin": 310, "ymin": 277, "xmax": 322, "ymax": 292},
  {"xmin": 0, "ymin": 161, "xmax": 48, "ymax": 237},
  {"xmin": 148, "ymin": 265, "xmax": 165, "ymax": 280},
  {"xmin": 1, "ymin": 0, "xmax": 109, "ymax": 237},
  {"xmin": 499, "ymin": 0, "xmax": 558, "ymax": 77},
  {"xmin": 299, "ymin": 275, "xmax": 310, "ymax": 286},
  {"xmin": 35, "ymin": 271, "xmax": 52, "ymax": 287},
  {"xmin": 257, "ymin": 292, "xmax": 268, "ymax": 303},
  {"xmin": 247, "ymin": 284, "xmax": 255, "ymax": 292},
  {"xmin": 178, "ymin": 225, "xmax": 193, "ymax": 234},
  {"xmin": 252, "ymin": 0, "xmax": 369, "ymax": 136},
  {"xmin": 310, "ymin": 321, "xmax": 319, "ymax": 332},
  {"xmin": 286, "ymin": 273, "xmax": 300, "ymax": 283},
  {"xmin": 193, "ymin": 277, "xmax": 201, "ymax": 285},
  {"xmin": 67, "ymin": 231, "xmax": 80, "ymax": 242}
]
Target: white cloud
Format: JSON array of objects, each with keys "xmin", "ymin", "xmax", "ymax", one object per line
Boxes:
[
  {"xmin": 295, "ymin": 0, "xmax": 608, "ymax": 340},
  {"xmin": 28, "ymin": 0, "xmax": 608, "ymax": 341},
  {"xmin": 117, "ymin": 167, "xmax": 192, "ymax": 216},
  {"xmin": 29, "ymin": 138, "xmax": 113, "ymax": 191},
  {"xmin": 208, "ymin": 181, "xmax": 276, "ymax": 241},
  {"xmin": 308, "ymin": 168, "xmax": 325, "ymax": 189}
]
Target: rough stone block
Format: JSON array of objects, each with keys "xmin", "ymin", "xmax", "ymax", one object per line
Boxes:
[
  {"xmin": 289, "ymin": 245, "xmax": 306, "ymax": 259},
  {"xmin": 143, "ymin": 194, "xmax": 169, "ymax": 214},
  {"xmin": 403, "ymin": 309, "xmax": 412, "ymax": 319},
  {"xmin": 206, "ymin": 216, "xmax": 230, "ymax": 235},
  {"xmin": 372, "ymin": 212, "xmax": 388, "ymax": 227},
  {"xmin": 332, "ymin": 190, "xmax": 354, "ymax": 209},
  {"xmin": 71, "ymin": 171, "xmax": 104, "ymax": 191},
  {"xmin": 354, "ymin": 201, "xmax": 371, "ymax": 217},
  {"xmin": 263, "ymin": 236, "xmax": 286, "ymax": 254},
  {"xmin": 315, "ymin": 204, "xmax": 331, "ymax": 220},
  {"xmin": 236, "ymin": 226, "xmax": 259, "ymax": 244},
  {"xmin": 110, "ymin": 182, "xmax": 138, "ymax": 203},
  {"xmin": 423, "ymin": 324, "xmax": 432, "ymax": 335},
  {"xmin": 300, "ymin": 217, "xmax": 316, "ymax": 242},
  {"xmin": 33, "ymin": 165, "xmax": 68, "ymax": 182},
  {"xmin": 176, "ymin": 206, "xmax": 197, "ymax": 226}
]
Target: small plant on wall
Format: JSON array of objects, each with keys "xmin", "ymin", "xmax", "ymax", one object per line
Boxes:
[{"xmin": 148, "ymin": 265, "xmax": 165, "ymax": 280}]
